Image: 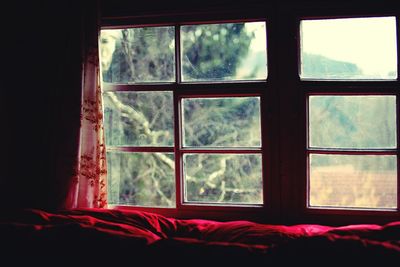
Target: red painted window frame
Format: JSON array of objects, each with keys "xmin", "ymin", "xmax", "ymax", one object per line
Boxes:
[
  {"xmin": 100, "ymin": 2, "xmax": 400, "ymax": 224},
  {"xmin": 100, "ymin": 18, "xmax": 274, "ymax": 222},
  {"xmin": 295, "ymin": 10, "xmax": 400, "ymax": 224}
]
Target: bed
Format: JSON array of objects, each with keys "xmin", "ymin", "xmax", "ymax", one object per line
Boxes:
[{"xmin": 1, "ymin": 208, "xmax": 399, "ymax": 266}]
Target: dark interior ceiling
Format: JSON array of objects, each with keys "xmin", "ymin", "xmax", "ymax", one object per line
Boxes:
[{"xmin": 100, "ymin": 0, "xmax": 398, "ymax": 18}]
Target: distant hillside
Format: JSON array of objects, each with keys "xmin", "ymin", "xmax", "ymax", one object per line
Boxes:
[
  {"xmin": 236, "ymin": 51, "xmax": 363, "ymax": 80},
  {"xmin": 301, "ymin": 53, "xmax": 362, "ymax": 79}
]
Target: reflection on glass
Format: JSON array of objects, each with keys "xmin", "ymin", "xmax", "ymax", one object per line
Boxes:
[
  {"xmin": 102, "ymin": 91, "xmax": 174, "ymax": 146},
  {"xmin": 184, "ymin": 154, "xmax": 263, "ymax": 204},
  {"xmin": 182, "ymin": 97, "xmax": 261, "ymax": 147},
  {"xmin": 100, "ymin": 27, "xmax": 175, "ymax": 83},
  {"xmin": 309, "ymin": 96, "xmax": 396, "ymax": 149},
  {"xmin": 181, "ymin": 22, "xmax": 267, "ymax": 81},
  {"xmin": 309, "ymin": 154, "xmax": 397, "ymax": 209},
  {"xmin": 300, "ymin": 17, "xmax": 397, "ymax": 80},
  {"xmin": 107, "ymin": 151, "xmax": 175, "ymax": 207}
]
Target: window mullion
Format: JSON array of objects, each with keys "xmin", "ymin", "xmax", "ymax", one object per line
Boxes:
[
  {"xmin": 174, "ymin": 24, "xmax": 182, "ymax": 209},
  {"xmin": 175, "ymin": 24, "xmax": 181, "ymax": 84},
  {"xmin": 173, "ymin": 91, "xmax": 182, "ymax": 209}
]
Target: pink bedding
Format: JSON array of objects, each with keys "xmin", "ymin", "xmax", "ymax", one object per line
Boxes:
[{"xmin": 1, "ymin": 208, "xmax": 399, "ymax": 266}]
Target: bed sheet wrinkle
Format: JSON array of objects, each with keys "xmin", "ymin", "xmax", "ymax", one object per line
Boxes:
[
  {"xmin": 69, "ymin": 208, "xmax": 178, "ymax": 239},
  {"xmin": 172, "ymin": 219, "xmax": 333, "ymax": 246},
  {"xmin": 1, "ymin": 208, "xmax": 399, "ymax": 265}
]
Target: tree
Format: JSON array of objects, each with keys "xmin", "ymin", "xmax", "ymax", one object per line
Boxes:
[
  {"xmin": 181, "ymin": 23, "xmax": 253, "ymax": 81},
  {"xmin": 100, "ymin": 23, "xmax": 260, "ymax": 206},
  {"xmin": 100, "ymin": 23, "xmax": 396, "ymax": 208}
]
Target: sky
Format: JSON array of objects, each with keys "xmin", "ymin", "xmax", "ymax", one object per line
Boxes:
[
  {"xmin": 245, "ymin": 22, "xmax": 267, "ymax": 52},
  {"xmin": 300, "ymin": 16, "xmax": 397, "ymax": 78}
]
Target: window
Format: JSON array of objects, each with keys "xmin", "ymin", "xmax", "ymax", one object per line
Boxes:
[
  {"xmin": 308, "ymin": 96, "xmax": 397, "ymax": 209},
  {"xmin": 301, "ymin": 17, "xmax": 398, "ymax": 211},
  {"xmin": 100, "ymin": 22, "xmax": 268, "ymax": 210},
  {"xmin": 300, "ymin": 17, "xmax": 397, "ymax": 80},
  {"xmin": 99, "ymin": 2, "xmax": 400, "ymax": 223}
]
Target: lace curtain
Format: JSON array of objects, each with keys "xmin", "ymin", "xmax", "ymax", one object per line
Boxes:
[{"xmin": 65, "ymin": 0, "xmax": 107, "ymax": 208}]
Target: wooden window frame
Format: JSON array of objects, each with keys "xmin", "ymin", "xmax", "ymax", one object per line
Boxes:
[
  {"xmin": 295, "ymin": 11, "xmax": 400, "ymax": 224},
  {"xmin": 100, "ymin": 1, "xmax": 400, "ymax": 224},
  {"xmin": 101, "ymin": 18, "xmax": 275, "ymax": 222}
]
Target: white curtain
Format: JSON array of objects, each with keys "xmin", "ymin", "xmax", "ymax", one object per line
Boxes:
[{"xmin": 65, "ymin": 0, "xmax": 107, "ymax": 208}]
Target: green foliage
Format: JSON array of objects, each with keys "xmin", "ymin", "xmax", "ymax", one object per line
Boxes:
[
  {"xmin": 101, "ymin": 24, "xmax": 259, "ymax": 206},
  {"xmin": 185, "ymin": 154, "xmax": 262, "ymax": 204},
  {"xmin": 107, "ymin": 152, "xmax": 175, "ymax": 207},
  {"xmin": 101, "ymin": 24, "xmax": 396, "ymax": 208},
  {"xmin": 102, "ymin": 26, "xmax": 175, "ymax": 83},
  {"xmin": 103, "ymin": 91, "xmax": 174, "ymax": 147},
  {"xmin": 183, "ymin": 97, "xmax": 260, "ymax": 147},
  {"xmin": 181, "ymin": 23, "xmax": 253, "ymax": 80}
]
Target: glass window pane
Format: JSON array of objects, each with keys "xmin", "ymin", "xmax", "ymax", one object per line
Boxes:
[
  {"xmin": 300, "ymin": 17, "xmax": 397, "ymax": 80},
  {"xmin": 309, "ymin": 96, "xmax": 396, "ymax": 149},
  {"xmin": 309, "ymin": 154, "xmax": 397, "ymax": 209},
  {"xmin": 181, "ymin": 22, "xmax": 267, "ymax": 81},
  {"xmin": 182, "ymin": 97, "xmax": 261, "ymax": 147},
  {"xmin": 100, "ymin": 26, "xmax": 175, "ymax": 83},
  {"xmin": 102, "ymin": 91, "xmax": 174, "ymax": 146},
  {"xmin": 107, "ymin": 151, "xmax": 175, "ymax": 207},
  {"xmin": 184, "ymin": 154, "xmax": 263, "ymax": 204}
]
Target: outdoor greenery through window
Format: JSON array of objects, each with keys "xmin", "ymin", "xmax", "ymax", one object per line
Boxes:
[
  {"xmin": 99, "ymin": 14, "xmax": 399, "ymax": 214},
  {"xmin": 181, "ymin": 22, "xmax": 267, "ymax": 81},
  {"xmin": 304, "ymin": 16, "xmax": 398, "ymax": 210},
  {"xmin": 308, "ymin": 96, "xmax": 397, "ymax": 209},
  {"xmin": 101, "ymin": 26, "xmax": 176, "ymax": 83},
  {"xmin": 100, "ymin": 21, "xmax": 267, "ymax": 208},
  {"xmin": 182, "ymin": 97, "xmax": 263, "ymax": 204}
]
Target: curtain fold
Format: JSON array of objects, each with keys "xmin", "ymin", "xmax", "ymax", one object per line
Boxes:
[{"xmin": 65, "ymin": 0, "xmax": 107, "ymax": 209}]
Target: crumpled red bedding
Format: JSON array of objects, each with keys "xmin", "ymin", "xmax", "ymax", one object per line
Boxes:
[{"xmin": 0, "ymin": 208, "xmax": 399, "ymax": 266}]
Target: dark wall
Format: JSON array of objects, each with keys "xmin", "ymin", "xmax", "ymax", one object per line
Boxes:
[
  {"xmin": 1, "ymin": 1, "xmax": 82, "ymax": 210},
  {"xmin": 0, "ymin": 0, "xmax": 397, "ymax": 211}
]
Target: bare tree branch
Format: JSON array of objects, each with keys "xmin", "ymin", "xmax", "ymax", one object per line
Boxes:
[
  {"xmin": 204, "ymin": 157, "xmax": 227, "ymax": 189},
  {"xmin": 218, "ymin": 180, "xmax": 226, "ymax": 202},
  {"xmin": 149, "ymin": 161, "xmax": 172, "ymax": 206},
  {"xmin": 106, "ymin": 92, "xmax": 174, "ymax": 169}
]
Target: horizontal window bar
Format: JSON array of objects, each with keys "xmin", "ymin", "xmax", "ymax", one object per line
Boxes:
[
  {"xmin": 300, "ymin": 81, "xmax": 399, "ymax": 90},
  {"xmin": 106, "ymin": 147, "xmax": 263, "ymax": 153},
  {"xmin": 178, "ymin": 91, "xmax": 263, "ymax": 98},
  {"xmin": 307, "ymin": 149, "xmax": 397, "ymax": 155},
  {"xmin": 102, "ymin": 81, "xmax": 268, "ymax": 92},
  {"xmin": 102, "ymin": 83, "xmax": 176, "ymax": 92},
  {"xmin": 102, "ymin": 14, "xmax": 269, "ymax": 29},
  {"xmin": 106, "ymin": 146, "xmax": 174, "ymax": 152},
  {"xmin": 307, "ymin": 91, "xmax": 398, "ymax": 96},
  {"xmin": 181, "ymin": 202, "xmax": 264, "ymax": 208},
  {"xmin": 306, "ymin": 206, "xmax": 398, "ymax": 213},
  {"xmin": 307, "ymin": 206, "xmax": 398, "ymax": 216},
  {"xmin": 180, "ymin": 148, "xmax": 262, "ymax": 153}
]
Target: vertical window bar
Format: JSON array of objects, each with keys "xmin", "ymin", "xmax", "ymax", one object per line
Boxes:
[
  {"xmin": 396, "ymin": 16, "xmax": 400, "ymax": 211},
  {"xmin": 175, "ymin": 24, "xmax": 182, "ymax": 84},
  {"xmin": 173, "ymin": 92, "xmax": 182, "ymax": 208},
  {"xmin": 397, "ymin": 92, "xmax": 400, "ymax": 211},
  {"xmin": 260, "ymin": 93, "xmax": 267, "ymax": 207},
  {"xmin": 396, "ymin": 17, "xmax": 400, "ymax": 211},
  {"xmin": 397, "ymin": 16, "xmax": 400, "ymax": 81},
  {"xmin": 174, "ymin": 24, "xmax": 181, "ymax": 208}
]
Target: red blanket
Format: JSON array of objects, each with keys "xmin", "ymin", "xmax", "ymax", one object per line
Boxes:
[{"xmin": 1, "ymin": 208, "xmax": 399, "ymax": 266}]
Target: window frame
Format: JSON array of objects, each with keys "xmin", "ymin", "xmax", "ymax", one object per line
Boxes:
[
  {"xmin": 100, "ymin": 18, "xmax": 275, "ymax": 221},
  {"xmin": 100, "ymin": 2, "xmax": 400, "ymax": 224},
  {"xmin": 296, "ymin": 13, "xmax": 400, "ymax": 224}
]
